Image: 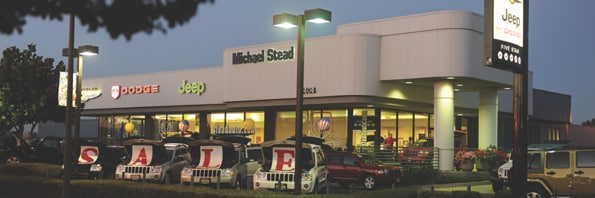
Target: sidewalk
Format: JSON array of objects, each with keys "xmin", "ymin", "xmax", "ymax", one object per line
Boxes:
[{"xmin": 414, "ymin": 181, "xmax": 496, "ymax": 198}]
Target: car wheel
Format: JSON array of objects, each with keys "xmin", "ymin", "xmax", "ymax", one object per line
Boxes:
[
  {"xmin": 527, "ymin": 185, "xmax": 550, "ymax": 198},
  {"xmin": 163, "ymin": 173, "xmax": 172, "ymax": 184},
  {"xmin": 362, "ymin": 175, "xmax": 376, "ymax": 190},
  {"xmin": 5, "ymin": 154, "xmax": 22, "ymax": 165}
]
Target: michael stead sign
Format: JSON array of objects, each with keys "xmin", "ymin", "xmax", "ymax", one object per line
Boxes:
[{"xmin": 484, "ymin": 0, "xmax": 525, "ymax": 72}]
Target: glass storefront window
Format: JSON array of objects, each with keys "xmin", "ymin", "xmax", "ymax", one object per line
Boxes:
[
  {"xmin": 246, "ymin": 112, "xmax": 264, "ymax": 144},
  {"xmin": 352, "ymin": 108, "xmax": 376, "ymax": 148},
  {"xmin": 154, "ymin": 113, "xmax": 200, "ymax": 138},
  {"xmin": 307, "ymin": 110, "xmax": 347, "ymax": 150},
  {"xmin": 207, "ymin": 112, "xmax": 264, "ymax": 145},
  {"xmin": 275, "ymin": 111, "xmax": 296, "ymax": 140},
  {"xmin": 414, "ymin": 113, "xmax": 429, "ymax": 141},
  {"xmin": 276, "ymin": 109, "xmax": 347, "ymax": 150},
  {"xmin": 381, "ymin": 110, "xmax": 397, "ymax": 146},
  {"xmin": 398, "ymin": 111, "xmax": 413, "ymax": 146}
]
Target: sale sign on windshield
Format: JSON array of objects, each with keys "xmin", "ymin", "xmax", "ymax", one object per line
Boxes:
[
  {"xmin": 198, "ymin": 145, "xmax": 222, "ymax": 168},
  {"xmin": 272, "ymin": 147, "xmax": 295, "ymax": 171},
  {"xmin": 78, "ymin": 146, "xmax": 99, "ymax": 164},
  {"xmin": 129, "ymin": 145, "xmax": 153, "ymax": 166}
]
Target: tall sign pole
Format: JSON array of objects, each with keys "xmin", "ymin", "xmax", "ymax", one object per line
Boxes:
[
  {"xmin": 484, "ymin": 0, "xmax": 528, "ymax": 196},
  {"xmin": 62, "ymin": 13, "xmax": 75, "ymax": 198}
]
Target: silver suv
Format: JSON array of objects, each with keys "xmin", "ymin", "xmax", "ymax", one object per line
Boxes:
[
  {"xmin": 115, "ymin": 138, "xmax": 190, "ymax": 184},
  {"xmin": 180, "ymin": 136, "xmax": 260, "ymax": 189},
  {"xmin": 252, "ymin": 137, "xmax": 328, "ymax": 194}
]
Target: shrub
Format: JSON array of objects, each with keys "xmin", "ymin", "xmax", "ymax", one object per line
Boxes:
[{"xmin": 402, "ymin": 165, "xmax": 440, "ymax": 185}]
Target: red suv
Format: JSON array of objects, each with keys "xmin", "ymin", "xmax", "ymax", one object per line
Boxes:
[{"xmin": 326, "ymin": 152, "xmax": 402, "ymax": 190}]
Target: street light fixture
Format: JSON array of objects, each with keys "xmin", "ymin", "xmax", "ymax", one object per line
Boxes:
[
  {"xmin": 62, "ymin": 45, "xmax": 99, "ymax": 149},
  {"xmin": 272, "ymin": 8, "xmax": 331, "ymax": 195}
]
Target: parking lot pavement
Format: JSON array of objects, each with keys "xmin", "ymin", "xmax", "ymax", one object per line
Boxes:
[{"xmin": 414, "ymin": 181, "xmax": 495, "ymax": 198}]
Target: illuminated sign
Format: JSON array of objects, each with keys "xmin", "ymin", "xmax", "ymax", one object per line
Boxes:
[
  {"xmin": 484, "ymin": 0, "xmax": 525, "ymax": 72},
  {"xmin": 232, "ymin": 46, "xmax": 294, "ymax": 65},
  {"xmin": 111, "ymin": 84, "xmax": 160, "ymax": 100},
  {"xmin": 178, "ymin": 80, "xmax": 206, "ymax": 95}
]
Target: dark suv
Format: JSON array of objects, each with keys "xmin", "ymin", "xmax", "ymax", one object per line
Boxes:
[
  {"xmin": 70, "ymin": 143, "xmax": 128, "ymax": 179},
  {"xmin": 0, "ymin": 132, "xmax": 35, "ymax": 164},
  {"xmin": 0, "ymin": 132, "xmax": 63, "ymax": 165},
  {"xmin": 326, "ymin": 152, "xmax": 402, "ymax": 189}
]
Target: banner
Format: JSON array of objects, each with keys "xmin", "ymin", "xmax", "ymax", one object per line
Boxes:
[
  {"xmin": 197, "ymin": 145, "xmax": 222, "ymax": 168},
  {"xmin": 272, "ymin": 147, "xmax": 295, "ymax": 171},
  {"xmin": 129, "ymin": 145, "xmax": 153, "ymax": 166},
  {"xmin": 78, "ymin": 146, "xmax": 99, "ymax": 164}
]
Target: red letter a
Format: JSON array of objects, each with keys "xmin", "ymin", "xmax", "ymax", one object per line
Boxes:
[{"xmin": 132, "ymin": 148, "xmax": 148, "ymax": 165}]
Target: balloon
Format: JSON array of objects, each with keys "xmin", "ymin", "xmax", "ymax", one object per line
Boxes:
[
  {"xmin": 318, "ymin": 117, "xmax": 331, "ymax": 131},
  {"xmin": 243, "ymin": 119, "xmax": 255, "ymax": 131},
  {"xmin": 124, "ymin": 122, "xmax": 135, "ymax": 133},
  {"xmin": 179, "ymin": 120, "xmax": 189, "ymax": 132}
]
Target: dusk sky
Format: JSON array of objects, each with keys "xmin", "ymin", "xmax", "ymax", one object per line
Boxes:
[{"xmin": 1, "ymin": 0, "xmax": 594, "ymax": 124}]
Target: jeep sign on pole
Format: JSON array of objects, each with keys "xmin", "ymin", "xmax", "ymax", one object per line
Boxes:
[{"xmin": 484, "ymin": 1, "xmax": 529, "ymax": 197}]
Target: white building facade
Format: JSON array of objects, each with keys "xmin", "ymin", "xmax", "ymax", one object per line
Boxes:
[{"xmin": 78, "ymin": 11, "xmax": 539, "ymax": 171}]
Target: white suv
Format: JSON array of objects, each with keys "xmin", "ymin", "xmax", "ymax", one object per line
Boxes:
[
  {"xmin": 252, "ymin": 138, "xmax": 328, "ymax": 194},
  {"xmin": 115, "ymin": 138, "xmax": 190, "ymax": 184},
  {"xmin": 180, "ymin": 136, "xmax": 260, "ymax": 189}
]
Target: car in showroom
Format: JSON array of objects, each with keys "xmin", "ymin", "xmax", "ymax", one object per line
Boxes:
[
  {"xmin": 326, "ymin": 152, "xmax": 401, "ymax": 189},
  {"xmin": 115, "ymin": 138, "xmax": 190, "ymax": 184}
]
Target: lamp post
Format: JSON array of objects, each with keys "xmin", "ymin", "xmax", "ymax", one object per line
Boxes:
[
  {"xmin": 62, "ymin": 45, "xmax": 98, "ymax": 149},
  {"xmin": 273, "ymin": 8, "xmax": 331, "ymax": 194}
]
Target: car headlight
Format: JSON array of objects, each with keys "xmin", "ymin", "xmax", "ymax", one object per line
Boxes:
[
  {"xmin": 181, "ymin": 167, "xmax": 193, "ymax": 175},
  {"xmin": 302, "ymin": 173, "xmax": 313, "ymax": 181},
  {"xmin": 149, "ymin": 166, "xmax": 162, "ymax": 173},
  {"xmin": 90, "ymin": 164, "xmax": 103, "ymax": 172},
  {"xmin": 254, "ymin": 171, "xmax": 266, "ymax": 180},
  {"xmin": 221, "ymin": 169, "xmax": 234, "ymax": 176},
  {"xmin": 116, "ymin": 165, "xmax": 125, "ymax": 173}
]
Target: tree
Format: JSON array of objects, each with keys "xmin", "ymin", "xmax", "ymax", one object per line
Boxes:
[
  {"xmin": 0, "ymin": 0, "xmax": 214, "ymax": 40},
  {"xmin": 582, "ymin": 119, "xmax": 595, "ymax": 126},
  {"xmin": 0, "ymin": 44, "xmax": 66, "ymax": 135}
]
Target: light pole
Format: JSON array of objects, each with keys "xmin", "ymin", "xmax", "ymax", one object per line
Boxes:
[
  {"xmin": 62, "ymin": 45, "xmax": 98, "ymax": 149},
  {"xmin": 273, "ymin": 8, "xmax": 331, "ymax": 194}
]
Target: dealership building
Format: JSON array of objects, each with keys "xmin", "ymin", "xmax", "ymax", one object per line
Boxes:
[{"xmin": 43, "ymin": 10, "xmax": 573, "ymax": 171}]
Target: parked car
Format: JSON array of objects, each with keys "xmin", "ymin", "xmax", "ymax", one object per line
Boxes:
[
  {"xmin": 398, "ymin": 138, "xmax": 434, "ymax": 162},
  {"xmin": 253, "ymin": 136, "xmax": 328, "ymax": 194},
  {"xmin": 0, "ymin": 132, "xmax": 35, "ymax": 164},
  {"xmin": 31, "ymin": 136, "xmax": 64, "ymax": 165},
  {"xmin": 495, "ymin": 143, "xmax": 595, "ymax": 197},
  {"xmin": 326, "ymin": 152, "xmax": 401, "ymax": 189},
  {"xmin": 69, "ymin": 142, "xmax": 128, "ymax": 179},
  {"xmin": 115, "ymin": 138, "xmax": 190, "ymax": 184},
  {"xmin": 398, "ymin": 138, "xmax": 463, "ymax": 163},
  {"xmin": 180, "ymin": 136, "xmax": 259, "ymax": 189}
]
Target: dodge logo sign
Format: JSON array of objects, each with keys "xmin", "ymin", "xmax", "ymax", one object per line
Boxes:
[{"xmin": 111, "ymin": 85, "xmax": 121, "ymax": 99}]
